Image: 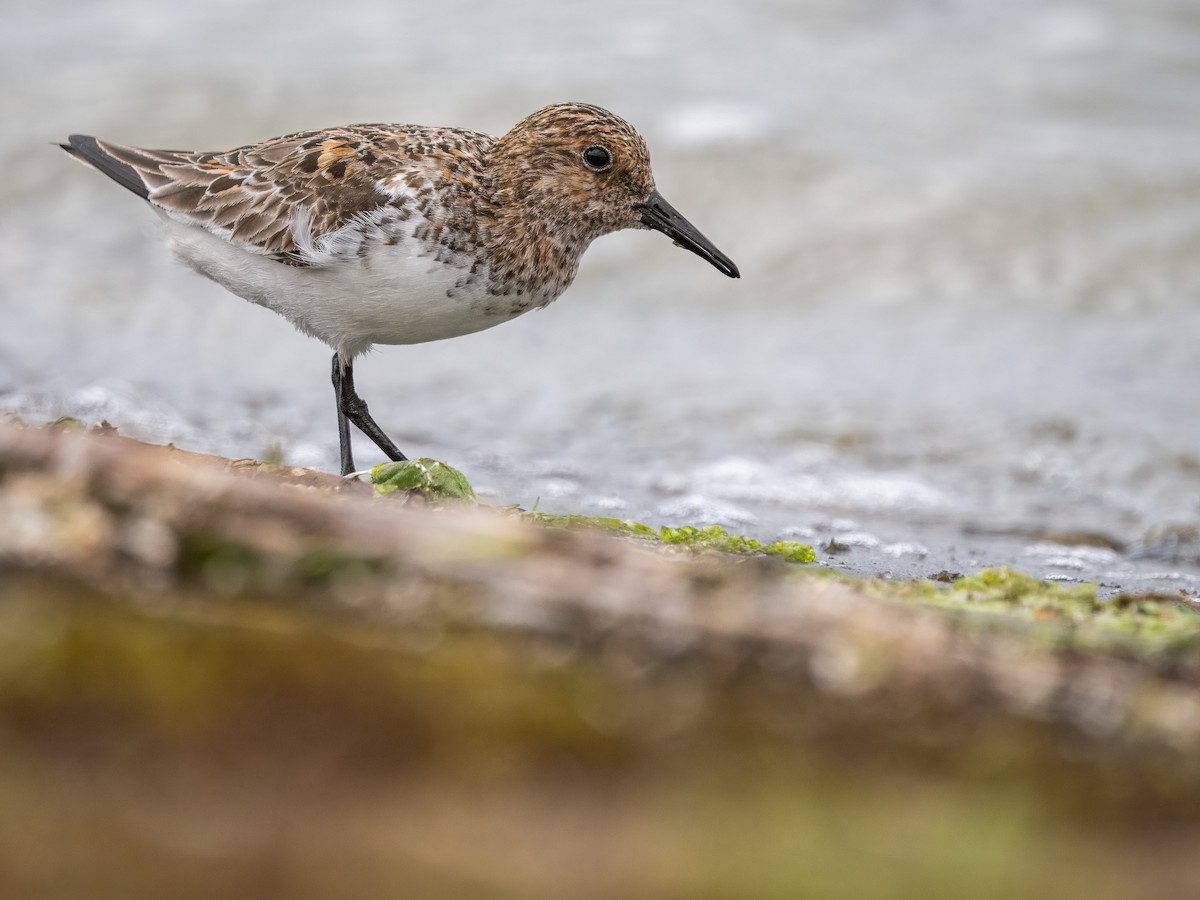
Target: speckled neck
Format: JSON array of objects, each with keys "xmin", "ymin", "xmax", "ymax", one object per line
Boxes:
[{"xmin": 478, "ymin": 154, "xmax": 593, "ymax": 304}]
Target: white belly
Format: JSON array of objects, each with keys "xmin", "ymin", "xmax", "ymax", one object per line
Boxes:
[{"xmin": 157, "ymin": 213, "xmax": 528, "ymax": 359}]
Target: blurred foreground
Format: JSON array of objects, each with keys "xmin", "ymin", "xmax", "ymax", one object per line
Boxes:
[{"xmin": 2, "ymin": 421, "xmax": 1200, "ymax": 899}]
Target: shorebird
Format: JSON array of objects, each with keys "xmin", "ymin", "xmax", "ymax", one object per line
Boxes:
[{"xmin": 61, "ymin": 102, "xmax": 739, "ymax": 475}]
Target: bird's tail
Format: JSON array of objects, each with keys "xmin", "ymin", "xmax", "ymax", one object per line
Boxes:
[{"xmin": 59, "ymin": 134, "xmax": 152, "ymax": 200}]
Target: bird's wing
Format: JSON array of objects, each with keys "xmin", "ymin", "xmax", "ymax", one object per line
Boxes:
[{"xmin": 61, "ymin": 125, "xmax": 491, "ymax": 263}]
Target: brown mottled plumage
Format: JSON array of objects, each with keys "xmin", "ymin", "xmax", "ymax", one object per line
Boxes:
[
  {"xmin": 61, "ymin": 102, "xmax": 739, "ymax": 474},
  {"xmin": 69, "ymin": 123, "xmax": 494, "ymax": 260}
]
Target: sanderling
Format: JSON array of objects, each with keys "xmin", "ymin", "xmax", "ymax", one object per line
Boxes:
[{"xmin": 61, "ymin": 102, "xmax": 739, "ymax": 475}]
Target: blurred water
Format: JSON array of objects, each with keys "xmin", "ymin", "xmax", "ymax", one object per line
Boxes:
[{"xmin": 2, "ymin": 0, "xmax": 1199, "ymax": 593}]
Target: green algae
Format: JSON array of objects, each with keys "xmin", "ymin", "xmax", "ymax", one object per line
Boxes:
[
  {"xmin": 874, "ymin": 566, "xmax": 1200, "ymax": 656},
  {"xmin": 525, "ymin": 512, "xmax": 660, "ymax": 539},
  {"xmin": 659, "ymin": 524, "xmax": 818, "ymax": 564},
  {"xmin": 48, "ymin": 416, "xmax": 86, "ymax": 431},
  {"xmin": 371, "ymin": 458, "xmax": 476, "ymax": 502},
  {"xmin": 527, "ymin": 514, "xmax": 818, "ymax": 564},
  {"xmin": 949, "ymin": 566, "xmax": 1100, "ymax": 611},
  {"xmin": 943, "ymin": 568, "xmax": 1200, "ymax": 647},
  {"xmin": 368, "ymin": 458, "xmax": 818, "ymax": 565}
]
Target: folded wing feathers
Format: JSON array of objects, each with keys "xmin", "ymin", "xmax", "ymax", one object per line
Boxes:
[{"xmin": 61, "ymin": 132, "xmax": 398, "ymax": 262}]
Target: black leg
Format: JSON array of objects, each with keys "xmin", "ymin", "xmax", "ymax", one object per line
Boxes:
[
  {"xmin": 331, "ymin": 353, "xmax": 407, "ymax": 476},
  {"xmin": 332, "ymin": 353, "xmax": 355, "ymax": 475}
]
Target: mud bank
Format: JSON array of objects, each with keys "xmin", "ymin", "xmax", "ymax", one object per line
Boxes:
[{"xmin": 2, "ymin": 421, "xmax": 1200, "ymax": 899}]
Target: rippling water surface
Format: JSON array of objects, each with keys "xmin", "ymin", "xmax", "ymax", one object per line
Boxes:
[{"xmin": 2, "ymin": 0, "xmax": 1199, "ymax": 592}]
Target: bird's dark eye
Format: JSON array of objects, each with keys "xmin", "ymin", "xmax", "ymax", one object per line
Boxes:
[{"xmin": 582, "ymin": 145, "xmax": 612, "ymax": 172}]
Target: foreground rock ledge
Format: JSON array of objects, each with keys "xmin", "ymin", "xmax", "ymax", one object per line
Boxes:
[
  {"xmin": 1, "ymin": 420, "xmax": 1197, "ymax": 754},
  {"xmin": 6, "ymin": 422, "xmax": 1200, "ymax": 896}
]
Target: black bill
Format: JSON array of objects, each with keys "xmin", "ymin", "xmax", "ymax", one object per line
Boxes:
[{"xmin": 633, "ymin": 190, "xmax": 740, "ymax": 279}]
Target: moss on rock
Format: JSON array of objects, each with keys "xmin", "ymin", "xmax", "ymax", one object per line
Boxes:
[{"xmin": 371, "ymin": 458, "xmax": 476, "ymax": 503}]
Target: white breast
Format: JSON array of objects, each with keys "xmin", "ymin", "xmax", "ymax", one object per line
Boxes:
[{"xmin": 156, "ymin": 211, "xmax": 529, "ymax": 360}]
